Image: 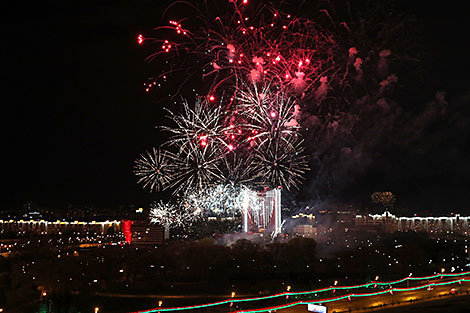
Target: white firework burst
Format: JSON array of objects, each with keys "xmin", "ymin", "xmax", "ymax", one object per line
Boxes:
[
  {"xmin": 162, "ymin": 98, "xmax": 230, "ymax": 152},
  {"xmin": 168, "ymin": 140, "xmax": 225, "ymax": 194},
  {"xmin": 252, "ymin": 136, "xmax": 309, "ymax": 190},
  {"xmin": 236, "ymin": 83, "xmax": 300, "ymax": 147},
  {"xmin": 150, "ymin": 200, "xmax": 203, "ymax": 229},
  {"xmin": 183, "ymin": 183, "xmax": 262, "ymax": 217},
  {"xmin": 134, "ymin": 148, "xmax": 178, "ymax": 192}
]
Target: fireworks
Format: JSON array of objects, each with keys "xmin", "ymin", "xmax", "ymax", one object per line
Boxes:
[
  {"xmin": 251, "ymin": 136, "xmax": 309, "ymax": 190},
  {"xmin": 168, "ymin": 140, "xmax": 225, "ymax": 194},
  {"xmin": 135, "ymin": 1, "xmax": 316, "ymax": 223},
  {"xmin": 219, "ymin": 153, "xmax": 255, "ymax": 185},
  {"xmin": 134, "ymin": 148, "xmax": 178, "ymax": 192},
  {"xmin": 149, "ymin": 184, "xmax": 263, "ymax": 229},
  {"xmin": 142, "ymin": 1, "xmax": 345, "ymax": 104},
  {"xmin": 149, "ymin": 201, "xmax": 179, "ymax": 228},
  {"xmin": 236, "ymin": 83, "xmax": 300, "ymax": 147},
  {"xmin": 371, "ymin": 191, "xmax": 397, "ymax": 209},
  {"xmin": 150, "ymin": 200, "xmax": 202, "ymax": 229},
  {"xmin": 161, "ymin": 98, "xmax": 229, "ymax": 152},
  {"xmin": 136, "ymin": 0, "xmax": 415, "ymax": 222},
  {"xmin": 184, "ymin": 183, "xmax": 259, "ymax": 217}
]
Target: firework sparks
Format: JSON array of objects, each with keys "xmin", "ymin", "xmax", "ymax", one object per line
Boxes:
[
  {"xmin": 135, "ymin": 1, "xmax": 409, "ymax": 201},
  {"xmin": 252, "ymin": 136, "xmax": 309, "ymax": 190},
  {"xmin": 161, "ymin": 98, "xmax": 230, "ymax": 152},
  {"xmin": 149, "ymin": 182, "xmax": 264, "ymax": 231},
  {"xmin": 153, "ymin": 84, "xmax": 309, "ymax": 193},
  {"xmin": 236, "ymin": 83, "xmax": 300, "ymax": 147},
  {"xmin": 149, "ymin": 201, "xmax": 179, "ymax": 228},
  {"xmin": 133, "ymin": 0, "xmax": 420, "ymax": 233},
  {"xmin": 143, "ymin": 1, "xmax": 345, "ymax": 103},
  {"xmin": 150, "ymin": 200, "xmax": 202, "ymax": 229},
  {"xmin": 135, "ymin": 1, "xmax": 352, "ymax": 197},
  {"xmin": 182, "ymin": 183, "xmax": 262, "ymax": 220},
  {"xmin": 169, "ymin": 140, "xmax": 225, "ymax": 194},
  {"xmin": 371, "ymin": 191, "xmax": 397, "ymax": 209},
  {"xmin": 136, "ymin": 0, "xmax": 359, "ymax": 199},
  {"xmin": 134, "ymin": 148, "xmax": 179, "ymax": 192},
  {"xmin": 220, "ymin": 153, "xmax": 256, "ymax": 185}
]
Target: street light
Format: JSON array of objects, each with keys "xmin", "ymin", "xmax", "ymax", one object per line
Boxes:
[
  {"xmin": 94, "ymin": 307, "xmax": 100, "ymax": 313},
  {"xmin": 441, "ymin": 268, "xmax": 445, "ymax": 273}
]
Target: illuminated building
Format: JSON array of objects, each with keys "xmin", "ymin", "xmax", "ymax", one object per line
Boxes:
[
  {"xmin": 0, "ymin": 219, "xmax": 120, "ymax": 235},
  {"xmin": 292, "ymin": 224, "xmax": 317, "ymax": 237},
  {"xmin": 0, "ymin": 219, "xmax": 168, "ymax": 245},
  {"xmin": 242, "ymin": 187, "xmax": 281, "ymax": 234},
  {"xmin": 355, "ymin": 211, "xmax": 470, "ymax": 235},
  {"xmin": 129, "ymin": 220, "xmax": 168, "ymax": 245}
]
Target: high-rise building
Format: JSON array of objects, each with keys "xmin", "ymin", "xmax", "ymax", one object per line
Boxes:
[
  {"xmin": 242, "ymin": 187, "xmax": 281, "ymax": 234},
  {"xmin": 122, "ymin": 219, "xmax": 168, "ymax": 245}
]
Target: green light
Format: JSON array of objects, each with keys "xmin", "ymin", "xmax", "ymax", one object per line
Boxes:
[
  {"xmin": 236, "ymin": 279, "xmax": 469, "ymax": 313},
  {"xmin": 133, "ymin": 271, "xmax": 470, "ymax": 313}
]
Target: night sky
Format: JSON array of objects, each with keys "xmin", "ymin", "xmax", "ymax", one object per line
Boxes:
[{"xmin": 2, "ymin": 0, "xmax": 470, "ymax": 212}]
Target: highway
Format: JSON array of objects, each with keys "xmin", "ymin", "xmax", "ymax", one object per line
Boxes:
[
  {"xmin": 126, "ymin": 275, "xmax": 470, "ymax": 313},
  {"xmin": 272, "ymin": 279, "xmax": 470, "ymax": 313}
]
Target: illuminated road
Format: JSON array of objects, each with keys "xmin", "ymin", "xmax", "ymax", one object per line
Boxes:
[
  {"xmin": 120, "ymin": 275, "xmax": 470, "ymax": 313},
  {"xmin": 277, "ymin": 280, "xmax": 470, "ymax": 313}
]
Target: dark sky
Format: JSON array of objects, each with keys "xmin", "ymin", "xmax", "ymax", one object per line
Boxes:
[{"xmin": 2, "ymin": 0, "xmax": 469, "ymax": 212}]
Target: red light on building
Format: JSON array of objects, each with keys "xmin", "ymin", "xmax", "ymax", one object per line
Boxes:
[{"xmin": 121, "ymin": 220, "xmax": 133, "ymax": 244}]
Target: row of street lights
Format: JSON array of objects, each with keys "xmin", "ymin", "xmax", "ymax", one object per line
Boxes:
[{"xmin": 89, "ymin": 271, "xmax": 447, "ymax": 313}]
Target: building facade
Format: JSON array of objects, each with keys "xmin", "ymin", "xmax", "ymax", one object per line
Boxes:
[
  {"xmin": 355, "ymin": 211, "xmax": 470, "ymax": 235},
  {"xmin": 0, "ymin": 219, "xmax": 120, "ymax": 235}
]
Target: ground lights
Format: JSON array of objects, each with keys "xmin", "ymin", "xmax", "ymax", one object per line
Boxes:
[{"xmin": 134, "ymin": 271, "xmax": 470, "ymax": 313}]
